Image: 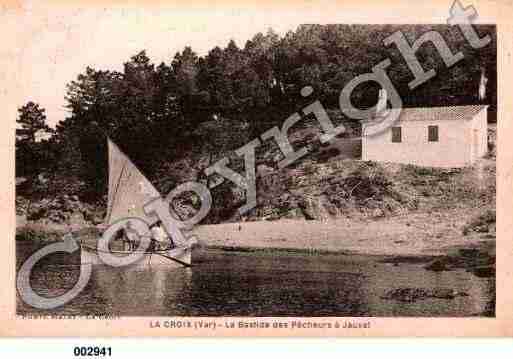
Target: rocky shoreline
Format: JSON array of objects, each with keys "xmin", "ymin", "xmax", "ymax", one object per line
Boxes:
[{"xmin": 16, "ymin": 143, "xmax": 496, "ymax": 279}]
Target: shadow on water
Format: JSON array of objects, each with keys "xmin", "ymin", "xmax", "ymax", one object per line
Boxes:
[{"xmin": 16, "ymin": 242, "xmax": 495, "ymax": 317}]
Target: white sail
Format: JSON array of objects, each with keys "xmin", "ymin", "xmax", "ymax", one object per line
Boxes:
[
  {"xmin": 102, "ymin": 138, "xmax": 192, "ymax": 266},
  {"xmin": 106, "ymin": 138, "xmax": 160, "ymax": 226}
]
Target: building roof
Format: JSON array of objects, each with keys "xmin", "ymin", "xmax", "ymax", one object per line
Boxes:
[{"xmin": 379, "ymin": 105, "xmax": 488, "ymax": 122}]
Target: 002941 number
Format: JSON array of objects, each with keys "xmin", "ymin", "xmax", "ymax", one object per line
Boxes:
[{"xmin": 73, "ymin": 347, "xmax": 112, "ymax": 356}]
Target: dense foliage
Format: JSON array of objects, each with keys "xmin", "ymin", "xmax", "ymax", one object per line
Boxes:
[{"xmin": 16, "ymin": 24, "xmax": 497, "ymax": 202}]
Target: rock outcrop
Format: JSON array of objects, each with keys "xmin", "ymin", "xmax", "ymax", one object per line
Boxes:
[{"xmin": 19, "ymin": 194, "xmax": 104, "ymax": 227}]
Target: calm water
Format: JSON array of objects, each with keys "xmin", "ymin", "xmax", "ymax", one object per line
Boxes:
[{"xmin": 16, "ymin": 242, "xmax": 494, "ymax": 317}]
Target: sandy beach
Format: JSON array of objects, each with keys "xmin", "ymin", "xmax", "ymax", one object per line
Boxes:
[
  {"xmin": 17, "ymin": 206, "xmax": 494, "ymax": 258},
  {"xmin": 192, "ymin": 207, "xmax": 494, "ymax": 257}
]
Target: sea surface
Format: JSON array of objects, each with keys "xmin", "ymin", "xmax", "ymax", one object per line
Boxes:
[{"xmin": 16, "ymin": 242, "xmax": 495, "ymax": 317}]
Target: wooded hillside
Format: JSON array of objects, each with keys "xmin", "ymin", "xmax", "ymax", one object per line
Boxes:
[{"xmin": 16, "ymin": 24, "xmax": 496, "ymax": 209}]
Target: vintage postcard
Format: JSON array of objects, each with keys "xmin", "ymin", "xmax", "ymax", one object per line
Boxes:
[{"xmin": 1, "ymin": 0, "xmax": 513, "ymax": 337}]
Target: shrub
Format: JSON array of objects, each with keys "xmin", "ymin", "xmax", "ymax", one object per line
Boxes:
[{"xmin": 16, "ymin": 227, "xmax": 63, "ymax": 242}]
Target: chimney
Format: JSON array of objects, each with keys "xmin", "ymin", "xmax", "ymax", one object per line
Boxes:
[
  {"xmin": 376, "ymin": 88, "xmax": 387, "ymax": 116},
  {"xmin": 478, "ymin": 68, "xmax": 488, "ymax": 101}
]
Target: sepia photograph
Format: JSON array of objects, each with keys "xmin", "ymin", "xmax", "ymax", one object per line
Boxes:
[{"xmin": 3, "ymin": 0, "xmax": 511, "ymax": 338}]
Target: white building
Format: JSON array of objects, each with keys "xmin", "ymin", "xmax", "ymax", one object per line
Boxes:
[{"xmin": 361, "ymin": 90, "xmax": 488, "ymax": 168}]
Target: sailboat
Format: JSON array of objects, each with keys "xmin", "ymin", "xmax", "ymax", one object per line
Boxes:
[{"xmin": 80, "ymin": 138, "xmax": 193, "ymax": 268}]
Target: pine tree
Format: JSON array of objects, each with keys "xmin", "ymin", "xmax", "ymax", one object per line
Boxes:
[{"xmin": 16, "ymin": 102, "xmax": 53, "ymax": 143}]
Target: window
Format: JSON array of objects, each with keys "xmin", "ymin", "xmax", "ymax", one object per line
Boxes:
[
  {"xmin": 391, "ymin": 126, "xmax": 402, "ymax": 143},
  {"xmin": 428, "ymin": 125, "xmax": 439, "ymax": 142}
]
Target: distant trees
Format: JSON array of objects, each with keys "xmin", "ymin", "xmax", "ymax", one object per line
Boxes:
[{"xmin": 17, "ymin": 25, "xmax": 497, "ymax": 200}]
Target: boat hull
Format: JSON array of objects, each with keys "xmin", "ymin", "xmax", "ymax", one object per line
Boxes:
[{"xmin": 81, "ymin": 245, "xmax": 192, "ymax": 269}]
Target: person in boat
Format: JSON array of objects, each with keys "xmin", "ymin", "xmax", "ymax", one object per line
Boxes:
[
  {"xmin": 150, "ymin": 221, "xmax": 171, "ymax": 251},
  {"xmin": 123, "ymin": 220, "xmax": 140, "ymax": 251},
  {"xmin": 112, "ymin": 227, "xmax": 125, "ymax": 251}
]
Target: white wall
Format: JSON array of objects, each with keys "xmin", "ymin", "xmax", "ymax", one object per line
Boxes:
[
  {"xmin": 362, "ymin": 118, "xmax": 473, "ymax": 168},
  {"xmin": 470, "ymin": 108, "xmax": 488, "ymax": 161}
]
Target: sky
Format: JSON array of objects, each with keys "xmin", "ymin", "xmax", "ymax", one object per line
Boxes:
[
  {"xmin": 3, "ymin": 0, "xmax": 499, "ymax": 128},
  {"xmin": 7, "ymin": 3, "xmax": 308, "ymax": 128}
]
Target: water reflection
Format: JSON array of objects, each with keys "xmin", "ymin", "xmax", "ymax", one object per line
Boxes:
[{"xmin": 16, "ymin": 243, "xmax": 494, "ymax": 317}]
